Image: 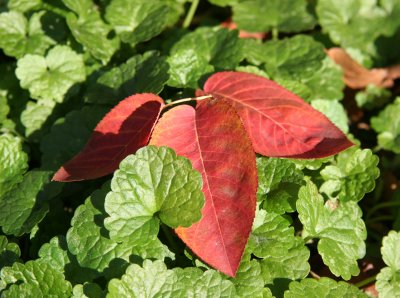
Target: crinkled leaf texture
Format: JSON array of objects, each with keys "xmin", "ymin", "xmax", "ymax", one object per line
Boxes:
[
  {"xmin": 104, "ymin": 146, "xmax": 205, "ymax": 243},
  {"xmin": 0, "ymin": 236, "xmax": 20, "ymax": 271},
  {"xmin": 150, "ymin": 98, "xmax": 258, "ymax": 277},
  {"xmin": 0, "ymin": 260, "xmax": 72, "ymax": 297},
  {"xmin": 284, "ymin": 277, "xmax": 368, "ymax": 298},
  {"xmin": 107, "ymin": 260, "xmax": 236, "ymax": 297},
  {"xmin": 320, "ymin": 148, "xmax": 380, "ymax": 202},
  {"xmin": 297, "ymin": 179, "xmax": 367, "ymax": 280},
  {"xmin": 198, "ymin": 71, "xmax": 353, "ymax": 158},
  {"xmin": 53, "ymin": 94, "xmax": 164, "ymax": 181},
  {"xmin": 376, "ymin": 231, "xmax": 400, "ymax": 297},
  {"xmin": 247, "ymin": 208, "xmax": 310, "ymax": 284}
]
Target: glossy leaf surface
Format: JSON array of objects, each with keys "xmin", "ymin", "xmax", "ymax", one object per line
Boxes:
[
  {"xmin": 200, "ymin": 71, "xmax": 353, "ymax": 158},
  {"xmin": 150, "ymin": 99, "xmax": 257, "ymax": 277},
  {"xmin": 53, "ymin": 94, "xmax": 164, "ymax": 181}
]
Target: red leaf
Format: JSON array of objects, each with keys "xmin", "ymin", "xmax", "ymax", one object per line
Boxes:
[
  {"xmin": 199, "ymin": 71, "xmax": 353, "ymax": 158},
  {"xmin": 53, "ymin": 93, "xmax": 164, "ymax": 182},
  {"xmin": 150, "ymin": 99, "xmax": 257, "ymax": 277}
]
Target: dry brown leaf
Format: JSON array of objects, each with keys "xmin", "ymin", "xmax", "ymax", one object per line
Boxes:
[
  {"xmin": 221, "ymin": 19, "xmax": 267, "ymax": 39},
  {"xmin": 326, "ymin": 48, "xmax": 394, "ymax": 89}
]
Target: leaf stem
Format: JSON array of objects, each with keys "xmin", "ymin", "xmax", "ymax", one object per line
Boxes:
[
  {"xmin": 164, "ymin": 95, "xmax": 212, "ymax": 108},
  {"xmin": 272, "ymin": 27, "xmax": 279, "ymax": 40},
  {"xmin": 42, "ymin": 2, "xmax": 69, "ymax": 18},
  {"xmin": 365, "ymin": 201, "xmax": 400, "ymax": 219},
  {"xmin": 354, "ymin": 274, "xmax": 377, "ymax": 288},
  {"xmin": 309, "ymin": 270, "xmax": 321, "ymax": 279},
  {"xmin": 183, "ymin": 0, "xmax": 199, "ymax": 28}
]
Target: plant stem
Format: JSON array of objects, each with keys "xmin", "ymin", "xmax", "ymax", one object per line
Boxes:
[
  {"xmin": 161, "ymin": 224, "xmax": 179, "ymax": 253},
  {"xmin": 354, "ymin": 274, "xmax": 377, "ymax": 288},
  {"xmin": 272, "ymin": 27, "xmax": 279, "ymax": 40},
  {"xmin": 366, "ymin": 201, "xmax": 400, "ymax": 219},
  {"xmin": 42, "ymin": 2, "xmax": 69, "ymax": 18},
  {"xmin": 309, "ymin": 270, "xmax": 321, "ymax": 279},
  {"xmin": 164, "ymin": 95, "xmax": 212, "ymax": 108},
  {"xmin": 183, "ymin": 0, "xmax": 199, "ymax": 28}
]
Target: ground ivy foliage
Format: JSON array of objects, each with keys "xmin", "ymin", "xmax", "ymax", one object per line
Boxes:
[
  {"xmin": 67, "ymin": 182, "xmax": 173, "ymax": 275},
  {"xmin": 298, "ymin": 178, "xmax": 367, "ymax": 280},
  {"xmin": 0, "ymin": 260, "xmax": 72, "ymax": 297},
  {"xmin": 320, "ymin": 148, "xmax": 380, "ymax": 202},
  {"xmin": 104, "ymin": 146, "xmax": 205, "ymax": 241},
  {"xmin": 376, "ymin": 231, "xmax": 400, "ymax": 297},
  {"xmin": 167, "ymin": 27, "xmax": 244, "ymax": 88},
  {"xmin": 1, "ymin": 0, "xmax": 400, "ymax": 296}
]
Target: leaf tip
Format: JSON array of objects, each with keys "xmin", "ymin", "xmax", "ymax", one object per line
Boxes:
[{"xmin": 52, "ymin": 167, "xmax": 76, "ymax": 182}]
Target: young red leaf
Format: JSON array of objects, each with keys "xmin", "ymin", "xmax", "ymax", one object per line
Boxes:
[
  {"xmin": 150, "ymin": 99, "xmax": 257, "ymax": 277},
  {"xmin": 53, "ymin": 93, "xmax": 164, "ymax": 182},
  {"xmin": 198, "ymin": 71, "xmax": 353, "ymax": 158}
]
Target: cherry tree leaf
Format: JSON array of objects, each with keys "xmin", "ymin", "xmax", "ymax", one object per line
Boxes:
[
  {"xmin": 150, "ymin": 98, "xmax": 257, "ymax": 277},
  {"xmin": 199, "ymin": 71, "xmax": 353, "ymax": 158},
  {"xmin": 53, "ymin": 94, "xmax": 164, "ymax": 181}
]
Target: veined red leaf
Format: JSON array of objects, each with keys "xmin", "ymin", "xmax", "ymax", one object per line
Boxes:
[
  {"xmin": 199, "ymin": 71, "xmax": 353, "ymax": 158},
  {"xmin": 53, "ymin": 93, "xmax": 164, "ymax": 182},
  {"xmin": 150, "ymin": 99, "xmax": 257, "ymax": 277}
]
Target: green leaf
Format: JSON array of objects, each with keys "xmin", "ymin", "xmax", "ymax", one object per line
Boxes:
[
  {"xmin": 108, "ymin": 260, "xmax": 236, "ymax": 297},
  {"xmin": 0, "ymin": 62, "xmax": 29, "ymax": 129},
  {"xmin": 0, "ymin": 96, "xmax": 10, "ymax": 127},
  {"xmin": 40, "ymin": 106, "xmax": 108, "ymax": 169},
  {"xmin": 0, "ymin": 134, "xmax": 28, "ymax": 197},
  {"xmin": 371, "ymin": 97, "xmax": 400, "ymax": 153},
  {"xmin": 0, "ymin": 11, "xmax": 54, "ymax": 58},
  {"xmin": 67, "ymin": 183, "xmax": 173, "ymax": 274},
  {"xmin": 104, "ymin": 146, "xmax": 204, "ymax": 243},
  {"xmin": 320, "ymin": 148, "xmax": 380, "ymax": 202},
  {"xmin": 64, "ymin": 0, "xmax": 120, "ymax": 64},
  {"xmin": 16, "ymin": 45, "xmax": 85, "ymax": 102},
  {"xmin": 72, "ymin": 283, "xmax": 103, "ymax": 298},
  {"xmin": 0, "ymin": 170, "xmax": 61, "ymax": 236},
  {"xmin": 38, "ymin": 236, "xmax": 70, "ymax": 273},
  {"xmin": 167, "ymin": 27, "xmax": 243, "ymax": 88},
  {"xmin": 259, "ymin": 35, "xmax": 325, "ymax": 80},
  {"xmin": 7, "ymin": 0, "xmax": 42, "ymax": 12},
  {"xmin": 105, "ymin": 0, "xmax": 169, "ymax": 45},
  {"xmin": 302, "ymin": 57, "xmax": 344, "ymax": 101},
  {"xmin": 247, "ymin": 208, "xmax": 310, "ymax": 284},
  {"xmin": 174, "ymin": 268, "xmax": 234, "ymax": 296},
  {"xmin": 232, "ymin": 0, "xmax": 315, "ymax": 33},
  {"xmin": 260, "ymin": 237, "xmax": 310, "ymax": 285},
  {"xmin": 244, "ymin": 36, "xmax": 337, "ymax": 102},
  {"xmin": 355, "ymin": 84, "xmax": 391, "ymax": 110},
  {"xmin": 38, "ymin": 236, "xmax": 102, "ymax": 285},
  {"xmin": 284, "ymin": 277, "xmax": 368, "ymax": 297},
  {"xmin": 311, "ymin": 100, "xmax": 348, "ymax": 134},
  {"xmin": 316, "ymin": 0, "xmax": 387, "ymax": 57},
  {"xmin": 380, "ymin": 0, "xmax": 400, "ymax": 35},
  {"xmin": 297, "ymin": 179, "xmax": 367, "ymax": 280},
  {"xmin": 229, "ymin": 253, "xmax": 264, "ymax": 298},
  {"xmin": 0, "ymin": 260, "xmax": 72, "ymax": 297},
  {"xmin": 257, "ymin": 157, "xmax": 304, "ymax": 214},
  {"xmin": 62, "ymin": 0, "xmax": 92, "ymax": 16},
  {"xmin": 85, "ymin": 51, "xmax": 169, "ymax": 104},
  {"xmin": 20, "ymin": 99, "xmax": 56, "ymax": 140},
  {"xmin": 107, "ymin": 260, "xmax": 176, "ymax": 297},
  {"xmin": 376, "ymin": 231, "xmax": 400, "ymax": 297},
  {"xmin": 0, "ymin": 236, "xmax": 20, "ymax": 271}
]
